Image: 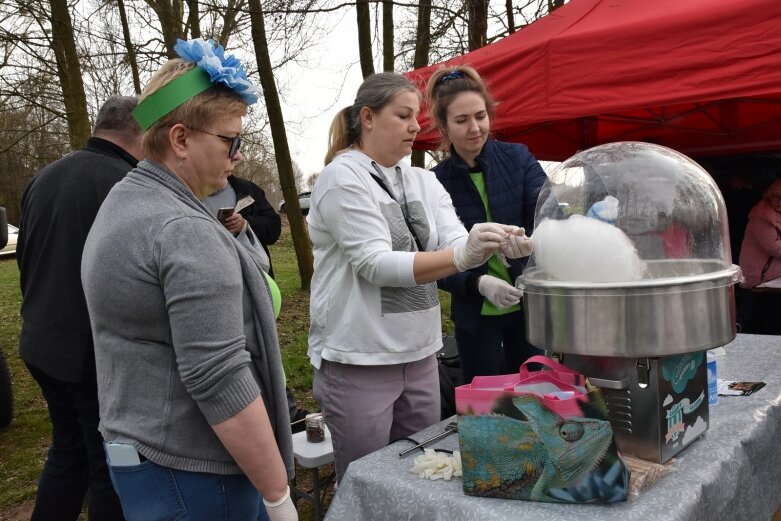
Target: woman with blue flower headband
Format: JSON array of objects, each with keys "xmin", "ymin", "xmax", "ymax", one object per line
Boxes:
[
  {"xmin": 425, "ymin": 65, "xmax": 546, "ymax": 385},
  {"xmin": 307, "ymin": 72, "xmax": 529, "ymax": 483},
  {"xmin": 81, "ymin": 39, "xmax": 297, "ymax": 521}
]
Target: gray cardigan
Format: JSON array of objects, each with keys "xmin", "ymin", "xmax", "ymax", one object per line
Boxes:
[{"xmin": 82, "ymin": 160, "xmax": 293, "ymax": 477}]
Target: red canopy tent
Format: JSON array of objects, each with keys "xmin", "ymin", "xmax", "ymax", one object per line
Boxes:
[{"xmin": 407, "ymin": 0, "xmax": 781, "ymax": 161}]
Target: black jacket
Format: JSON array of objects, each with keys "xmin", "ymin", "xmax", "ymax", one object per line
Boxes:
[
  {"xmin": 228, "ymin": 175, "xmax": 281, "ymax": 278},
  {"xmin": 17, "ymin": 137, "xmax": 138, "ymax": 382}
]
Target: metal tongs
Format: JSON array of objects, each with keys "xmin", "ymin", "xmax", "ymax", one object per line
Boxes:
[{"xmin": 398, "ymin": 421, "xmax": 458, "ymax": 457}]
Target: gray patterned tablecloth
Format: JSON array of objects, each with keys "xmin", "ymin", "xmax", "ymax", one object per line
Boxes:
[{"xmin": 326, "ymin": 334, "xmax": 781, "ymax": 521}]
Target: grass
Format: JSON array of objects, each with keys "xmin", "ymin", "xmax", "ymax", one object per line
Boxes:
[
  {"xmin": 0, "ymin": 220, "xmax": 453, "ymax": 519},
  {"xmin": 0, "ymin": 257, "xmax": 50, "ymax": 512}
]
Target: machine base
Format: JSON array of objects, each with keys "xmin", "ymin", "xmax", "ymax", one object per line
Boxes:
[{"xmin": 556, "ymin": 351, "xmax": 710, "ymax": 463}]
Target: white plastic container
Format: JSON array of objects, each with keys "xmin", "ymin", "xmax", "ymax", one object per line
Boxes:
[{"xmin": 707, "ymin": 350, "xmax": 718, "ymax": 406}]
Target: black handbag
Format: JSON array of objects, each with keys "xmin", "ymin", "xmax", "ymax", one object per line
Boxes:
[{"xmin": 437, "ymin": 336, "xmax": 463, "ymax": 420}]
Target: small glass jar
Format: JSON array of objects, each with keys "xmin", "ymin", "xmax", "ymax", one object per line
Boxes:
[{"xmin": 305, "ymin": 413, "xmax": 325, "ymax": 443}]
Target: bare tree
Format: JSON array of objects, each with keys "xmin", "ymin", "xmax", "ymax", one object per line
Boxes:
[
  {"xmin": 549, "ymin": 0, "xmax": 565, "ymax": 12},
  {"xmin": 116, "ymin": 0, "xmax": 142, "ymax": 93},
  {"xmin": 247, "ymin": 0, "xmax": 313, "ymax": 289},
  {"xmin": 216, "ymin": 0, "xmax": 245, "ymax": 46},
  {"xmin": 410, "ymin": 0, "xmax": 432, "ymax": 168},
  {"xmin": 0, "ymin": 85, "xmax": 71, "ymax": 221},
  {"xmin": 186, "ymin": 0, "xmax": 201, "ymax": 38},
  {"xmin": 466, "ymin": 0, "xmax": 487, "ymax": 50},
  {"xmin": 505, "ymin": 0, "xmax": 515, "ymax": 33},
  {"xmin": 144, "ymin": 0, "xmax": 186, "ymax": 57},
  {"xmin": 382, "ymin": 0, "xmax": 393, "ymax": 71},
  {"xmin": 356, "ymin": 0, "xmax": 374, "ymax": 78},
  {"xmin": 233, "ymin": 133, "xmax": 282, "ymax": 206},
  {"xmin": 0, "ymin": 1, "xmax": 69, "ymax": 217},
  {"xmin": 306, "ymin": 172, "xmax": 317, "ymax": 191},
  {"xmin": 48, "ymin": 0, "xmax": 90, "ymax": 149}
]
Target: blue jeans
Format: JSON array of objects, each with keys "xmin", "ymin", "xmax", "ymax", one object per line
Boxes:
[
  {"xmin": 25, "ymin": 363, "xmax": 124, "ymax": 521},
  {"xmin": 455, "ymin": 310, "xmax": 542, "ymax": 383},
  {"xmin": 108, "ymin": 459, "xmax": 271, "ymax": 521}
]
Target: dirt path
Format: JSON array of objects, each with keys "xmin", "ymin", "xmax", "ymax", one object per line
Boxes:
[{"xmin": 0, "ymin": 501, "xmax": 33, "ymax": 521}]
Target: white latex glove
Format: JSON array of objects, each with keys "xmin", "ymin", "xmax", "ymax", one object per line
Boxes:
[
  {"xmin": 453, "ymin": 223, "xmax": 510, "ymax": 272},
  {"xmin": 501, "ymin": 227, "xmax": 533, "ymax": 258},
  {"xmin": 263, "ymin": 486, "xmax": 298, "ymax": 521},
  {"xmin": 409, "ymin": 448, "xmax": 463, "ymax": 481},
  {"xmin": 478, "ymin": 275, "xmax": 523, "ymax": 308}
]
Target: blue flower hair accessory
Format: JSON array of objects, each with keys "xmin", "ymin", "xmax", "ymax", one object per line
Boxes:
[
  {"xmin": 133, "ymin": 38, "xmax": 260, "ymax": 130},
  {"xmin": 174, "ymin": 38, "xmax": 259, "ymax": 105}
]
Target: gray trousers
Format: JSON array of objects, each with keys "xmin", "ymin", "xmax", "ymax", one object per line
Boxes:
[{"xmin": 313, "ymin": 354, "xmax": 440, "ymax": 482}]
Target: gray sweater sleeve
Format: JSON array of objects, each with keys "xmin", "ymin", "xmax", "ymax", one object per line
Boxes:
[{"xmin": 156, "ymin": 215, "xmax": 261, "ymax": 425}]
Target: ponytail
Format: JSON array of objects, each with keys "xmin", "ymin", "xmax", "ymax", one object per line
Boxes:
[{"xmin": 325, "ymin": 107, "xmax": 353, "ymax": 165}]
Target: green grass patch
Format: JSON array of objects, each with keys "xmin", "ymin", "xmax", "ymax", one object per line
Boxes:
[{"xmin": 0, "ymin": 258, "xmax": 49, "ymax": 509}]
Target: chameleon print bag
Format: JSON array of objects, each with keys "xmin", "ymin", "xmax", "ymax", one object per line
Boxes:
[{"xmin": 455, "ymin": 356, "xmax": 630, "ymax": 503}]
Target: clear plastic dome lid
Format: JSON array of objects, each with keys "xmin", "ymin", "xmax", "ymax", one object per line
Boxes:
[{"xmin": 523, "ymin": 142, "xmax": 738, "ymax": 288}]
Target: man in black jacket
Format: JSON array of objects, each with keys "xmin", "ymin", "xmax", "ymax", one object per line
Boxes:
[{"xmin": 17, "ymin": 96, "xmax": 142, "ymax": 521}]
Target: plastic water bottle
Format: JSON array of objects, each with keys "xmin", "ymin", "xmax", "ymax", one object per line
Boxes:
[{"xmin": 706, "ymin": 351, "xmax": 718, "ymax": 406}]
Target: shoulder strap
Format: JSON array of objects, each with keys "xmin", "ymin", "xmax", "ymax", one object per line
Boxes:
[
  {"xmin": 369, "ymin": 172, "xmax": 394, "ymax": 199},
  {"xmin": 369, "ymin": 172, "xmax": 424, "ymax": 252}
]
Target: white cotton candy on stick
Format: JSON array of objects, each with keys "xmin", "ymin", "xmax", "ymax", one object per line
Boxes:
[{"xmin": 532, "ymin": 215, "xmax": 646, "ymax": 282}]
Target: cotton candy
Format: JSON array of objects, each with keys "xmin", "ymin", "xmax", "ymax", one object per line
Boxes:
[{"xmin": 532, "ymin": 215, "xmax": 646, "ymax": 282}]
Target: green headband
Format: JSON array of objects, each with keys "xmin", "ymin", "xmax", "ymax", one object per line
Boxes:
[{"xmin": 132, "ymin": 67, "xmax": 213, "ymax": 131}]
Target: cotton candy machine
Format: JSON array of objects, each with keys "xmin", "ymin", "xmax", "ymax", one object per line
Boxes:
[{"xmin": 519, "ymin": 142, "xmax": 742, "ymax": 462}]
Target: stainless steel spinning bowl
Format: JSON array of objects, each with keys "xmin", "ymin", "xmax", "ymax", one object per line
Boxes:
[{"xmin": 520, "ymin": 261, "xmax": 740, "ymax": 357}]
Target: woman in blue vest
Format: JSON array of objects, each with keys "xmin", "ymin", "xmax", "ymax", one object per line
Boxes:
[{"xmin": 425, "ymin": 66, "xmax": 546, "ymax": 383}]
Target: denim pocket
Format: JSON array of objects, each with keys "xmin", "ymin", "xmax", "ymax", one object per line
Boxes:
[{"xmin": 109, "ymin": 462, "xmax": 186, "ymax": 521}]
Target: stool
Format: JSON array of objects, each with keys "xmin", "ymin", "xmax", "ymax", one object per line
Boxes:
[{"xmin": 290, "ymin": 425, "xmax": 335, "ymax": 521}]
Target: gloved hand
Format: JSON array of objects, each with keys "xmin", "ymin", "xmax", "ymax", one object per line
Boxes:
[
  {"xmin": 263, "ymin": 486, "xmax": 298, "ymax": 521},
  {"xmin": 501, "ymin": 226, "xmax": 533, "ymax": 258},
  {"xmin": 453, "ymin": 223, "xmax": 509, "ymax": 272},
  {"xmin": 478, "ymin": 275, "xmax": 523, "ymax": 308}
]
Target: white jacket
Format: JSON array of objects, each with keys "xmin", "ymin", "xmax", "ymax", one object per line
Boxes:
[{"xmin": 307, "ymin": 149, "xmax": 468, "ymax": 368}]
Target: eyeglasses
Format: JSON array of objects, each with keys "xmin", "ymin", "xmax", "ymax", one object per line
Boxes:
[{"xmin": 192, "ymin": 129, "xmax": 242, "ymax": 159}]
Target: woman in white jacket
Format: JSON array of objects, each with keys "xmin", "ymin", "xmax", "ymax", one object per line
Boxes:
[{"xmin": 307, "ymin": 72, "xmax": 531, "ymax": 481}]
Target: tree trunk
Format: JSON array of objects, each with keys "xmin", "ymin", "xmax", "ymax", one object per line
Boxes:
[
  {"xmin": 146, "ymin": 0, "xmax": 185, "ymax": 57},
  {"xmin": 382, "ymin": 0, "xmax": 393, "ymax": 71},
  {"xmin": 356, "ymin": 0, "xmax": 374, "ymax": 78},
  {"xmin": 411, "ymin": 0, "xmax": 432, "ymax": 168},
  {"xmin": 48, "ymin": 0, "xmax": 90, "ymax": 150},
  {"xmin": 186, "ymin": 0, "xmax": 201, "ymax": 38},
  {"xmin": 506, "ymin": 0, "xmax": 515, "ymax": 34},
  {"xmin": 466, "ymin": 0, "xmax": 487, "ymax": 51},
  {"xmin": 116, "ymin": 0, "xmax": 142, "ymax": 94},
  {"xmin": 218, "ymin": 0, "xmax": 244, "ymax": 46},
  {"xmin": 548, "ymin": 0, "xmax": 565, "ymax": 12},
  {"xmin": 247, "ymin": 0, "xmax": 314, "ymax": 289}
]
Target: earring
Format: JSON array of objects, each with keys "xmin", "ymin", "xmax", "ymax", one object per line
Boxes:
[{"xmin": 177, "ymin": 157, "xmax": 185, "ymax": 168}]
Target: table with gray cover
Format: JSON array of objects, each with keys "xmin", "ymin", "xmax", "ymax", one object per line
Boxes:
[{"xmin": 325, "ymin": 334, "xmax": 781, "ymax": 521}]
